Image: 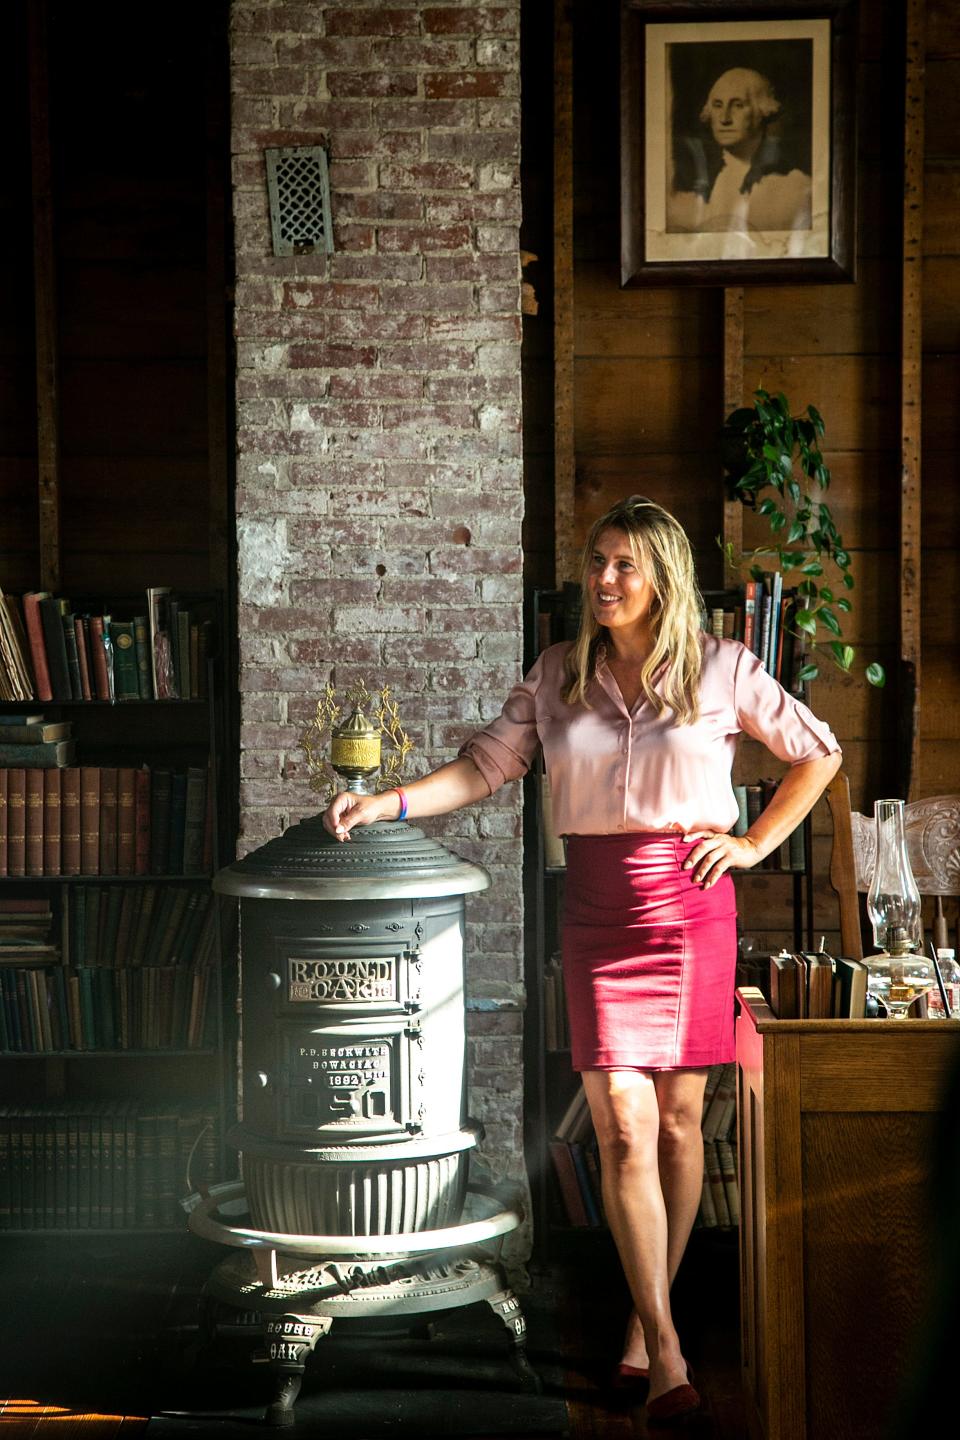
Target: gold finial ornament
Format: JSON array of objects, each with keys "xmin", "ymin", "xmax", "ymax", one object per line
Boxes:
[{"xmin": 299, "ymin": 682, "xmax": 414, "ymax": 805}]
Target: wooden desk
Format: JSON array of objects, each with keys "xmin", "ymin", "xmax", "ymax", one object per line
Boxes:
[{"xmin": 736, "ymin": 986, "xmax": 960, "ymax": 1440}]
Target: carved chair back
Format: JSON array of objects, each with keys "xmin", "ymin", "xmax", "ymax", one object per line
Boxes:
[{"xmin": 826, "ymin": 771, "xmax": 960, "ymax": 961}]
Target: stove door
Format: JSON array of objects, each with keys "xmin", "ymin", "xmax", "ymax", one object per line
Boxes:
[{"xmin": 277, "ymin": 1015, "xmax": 422, "ymax": 1140}]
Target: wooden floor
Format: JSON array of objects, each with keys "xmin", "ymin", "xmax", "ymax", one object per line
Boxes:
[{"xmin": 0, "ymin": 1229, "xmax": 746, "ymax": 1437}]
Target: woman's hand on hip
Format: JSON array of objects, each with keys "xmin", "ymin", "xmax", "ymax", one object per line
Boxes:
[
  {"xmin": 680, "ymin": 830, "xmax": 763, "ymax": 887},
  {"xmin": 323, "ymin": 789, "xmax": 400, "ymax": 841}
]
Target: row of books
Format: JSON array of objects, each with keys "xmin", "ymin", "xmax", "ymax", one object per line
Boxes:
[
  {"xmin": 0, "ymin": 1103, "xmax": 218, "ymax": 1230},
  {"xmin": 768, "ymin": 949, "xmax": 868, "ymax": 1019},
  {"xmin": 0, "ymin": 892, "xmax": 218, "ymax": 1053},
  {"xmin": 549, "ymin": 1064, "xmax": 739, "ymax": 1231},
  {"xmin": 696, "ymin": 1063, "xmax": 739, "ymax": 1231},
  {"xmin": 0, "ymin": 586, "xmax": 213, "ymax": 704},
  {"xmin": 2, "ymin": 889, "xmax": 218, "ymax": 975},
  {"xmin": 0, "ymin": 764, "xmax": 213, "ymax": 877},
  {"xmin": 0, "ymin": 961, "xmax": 217, "ymax": 1054},
  {"xmin": 707, "ymin": 575, "xmax": 805, "ymax": 690},
  {"xmin": 732, "ymin": 780, "xmax": 806, "ymax": 871}
]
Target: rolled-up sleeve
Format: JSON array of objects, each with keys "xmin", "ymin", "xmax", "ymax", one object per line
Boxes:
[
  {"xmin": 458, "ymin": 651, "xmax": 547, "ymax": 794},
  {"xmin": 733, "ymin": 643, "xmax": 841, "ymax": 763}
]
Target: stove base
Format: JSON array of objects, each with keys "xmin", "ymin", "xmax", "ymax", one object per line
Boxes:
[{"xmin": 200, "ymin": 1251, "xmax": 539, "ymax": 1427}]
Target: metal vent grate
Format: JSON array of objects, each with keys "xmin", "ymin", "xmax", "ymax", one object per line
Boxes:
[{"xmin": 265, "ymin": 145, "xmax": 334, "ymax": 257}]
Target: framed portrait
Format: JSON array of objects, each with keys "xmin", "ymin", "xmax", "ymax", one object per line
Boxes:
[{"xmin": 621, "ymin": 0, "xmax": 857, "ymax": 286}]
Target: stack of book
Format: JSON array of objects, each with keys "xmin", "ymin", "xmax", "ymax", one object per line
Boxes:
[
  {"xmin": 549, "ymin": 1086, "xmax": 603, "ymax": 1228},
  {"xmin": 0, "ymin": 714, "xmax": 75, "ymax": 769},
  {"xmin": 0, "ymin": 587, "xmax": 213, "ymax": 703},
  {"xmin": 0, "ymin": 898, "xmax": 59, "ymax": 967},
  {"xmin": 731, "ymin": 779, "xmax": 806, "ymax": 870},
  {"xmin": 0, "ymin": 1104, "xmax": 219, "ymax": 1230},
  {"xmin": 697, "ymin": 1063, "xmax": 739, "ymax": 1231},
  {"xmin": 768, "ymin": 949, "xmax": 869, "ymax": 1019},
  {"xmin": 0, "ymin": 887, "xmax": 218, "ymax": 1055},
  {"xmin": 0, "ymin": 763, "xmax": 213, "ymax": 878}
]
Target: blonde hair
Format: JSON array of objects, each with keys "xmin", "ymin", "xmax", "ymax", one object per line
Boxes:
[{"xmin": 561, "ymin": 495, "xmax": 704, "ymax": 724}]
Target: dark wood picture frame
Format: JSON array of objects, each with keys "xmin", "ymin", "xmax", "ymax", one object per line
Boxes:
[{"xmin": 621, "ymin": 0, "xmax": 857, "ymax": 286}]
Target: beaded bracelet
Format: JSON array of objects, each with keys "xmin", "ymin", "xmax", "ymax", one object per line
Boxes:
[{"xmin": 393, "ymin": 786, "xmax": 408, "ymax": 821}]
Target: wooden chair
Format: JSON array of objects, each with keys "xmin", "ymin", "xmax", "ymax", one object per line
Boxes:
[{"xmin": 826, "ymin": 770, "xmax": 960, "ymax": 960}]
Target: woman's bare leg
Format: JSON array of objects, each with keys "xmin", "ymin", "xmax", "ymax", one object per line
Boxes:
[
  {"xmin": 581, "ymin": 1069, "xmax": 690, "ymax": 1400},
  {"xmin": 619, "ymin": 1068, "xmax": 709, "ymax": 1370}
]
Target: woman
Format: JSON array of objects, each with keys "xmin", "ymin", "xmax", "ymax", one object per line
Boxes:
[{"xmin": 323, "ymin": 496, "xmax": 841, "ymax": 1424}]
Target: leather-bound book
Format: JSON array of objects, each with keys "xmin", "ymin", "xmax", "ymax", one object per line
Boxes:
[
  {"xmin": 0, "ymin": 768, "xmax": 7, "ymax": 875},
  {"xmin": 61, "ymin": 769, "xmax": 82, "ymax": 876},
  {"xmin": 98, "ymin": 768, "xmax": 118, "ymax": 876},
  {"xmin": 74, "ymin": 617, "xmax": 93, "ymax": 701},
  {"xmin": 134, "ymin": 766, "xmax": 151, "ymax": 875},
  {"xmin": 116, "ymin": 767, "xmax": 136, "ymax": 876},
  {"xmin": 88, "ymin": 617, "xmax": 111, "ymax": 701},
  {"xmin": 80, "ymin": 767, "xmax": 101, "ymax": 875},
  {"xmin": 43, "ymin": 768, "xmax": 62, "ymax": 876},
  {"xmin": 6, "ymin": 769, "xmax": 27, "ymax": 877},
  {"xmin": 39, "ymin": 596, "xmax": 72, "ymax": 702},
  {"xmin": 21, "ymin": 592, "xmax": 53, "ymax": 702},
  {"xmin": 24, "ymin": 768, "xmax": 45, "ymax": 877}
]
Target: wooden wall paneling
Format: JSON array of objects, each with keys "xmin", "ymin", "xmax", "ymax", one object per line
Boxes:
[
  {"xmin": 553, "ymin": 0, "xmax": 576, "ymax": 587},
  {"xmin": 722, "ymin": 288, "xmax": 744, "ymax": 566},
  {"xmin": 901, "ymin": 0, "xmax": 926, "ymax": 800},
  {"xmin": 27, "ymin": 0, "xmax": 60, "ymax": 592}
]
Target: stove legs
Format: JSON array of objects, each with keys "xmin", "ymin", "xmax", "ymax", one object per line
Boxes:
[
  {"xmin": 485, "ymin": 1287, "xmax": 541, "ymax": 1393},
  {"xmin": 263, "ymin": 1313, "xmax": 332, "ymax": 1427}
]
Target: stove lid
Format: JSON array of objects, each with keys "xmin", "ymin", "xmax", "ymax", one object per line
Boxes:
[{"xmin": 213, "ymin": 814, "xmax": 491, "ymax": 900}]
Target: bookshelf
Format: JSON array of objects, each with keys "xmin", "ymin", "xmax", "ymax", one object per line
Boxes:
[
  {"xmin": 0, "ymin": 590, "xmax": 234, "ymax": 1234},
  {"xmin": 525, "ymin": 585, "xmax": 815, "ymax": 1254}
]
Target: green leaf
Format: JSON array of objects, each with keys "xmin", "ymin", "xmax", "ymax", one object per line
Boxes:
[
  {"xmin": 796, "ymin": 662, "xmax": 819, "ymax": 684},
  {"xmin": 787, "ymin": 479, "xmax": 801, "ymax": 502},
  {"xmin": 758, "ymin": 497, "xmax": 777, "ymax": 515},
  {"xmin": 820, "ymin": 608, "xmax": 841, "ymax": 636},
  {"xmin": 836, "ymin": 597, "xmax": 851, "ymax": 612},
  {"xmin": 799, "ymin": 579, "xmax": 817, "ymax": 597},
  {"xmin": 749, "ymin": 564, "xmax": 765, "ymax": 581},
  {"xmin": 842, "ymin": 573, "xmax": 855, "ymax": 589},
  {"xmin": 770, "ymin": 510, "xmax": 787, "ymax": 531},
  {"xmin": 815, "ymin": 463, "xmax": 830, "ymax": 488},
  {"xmin": 794, "ymin": 609, "xmax": 817, "ymax": 635},
  {"xmin": 801, "ymin": 560, "xmax": 824, "ymax": 575},
  {"xmin": 829, "ymin": 642, "xmax": 854, "ymax": 670},
  {"xmin": 762, "ymin": 443, "xmax": 782, "ymax": 463},
  {"xmin": 787, "ymin": 521, "xmax": 806, "ymax": 543},
  {"xmin": 834, "ymin": 549, "xmax": 850, "ymax": 567},
  {"xmin": 866, "ymin": 662, "xmax": 886, "ymax": 688},
  {"xmin": 807, "ymin": 404, "xmax": 825, "ymax": 436},
  {"xmin": 819, "ymin": 587, "xmax": 834, "ymax": 602}
]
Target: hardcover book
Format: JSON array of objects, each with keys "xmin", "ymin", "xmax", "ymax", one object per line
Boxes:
[{"xmin": 108, "ymin": 622, "xmax": 140, "ymax": 702}]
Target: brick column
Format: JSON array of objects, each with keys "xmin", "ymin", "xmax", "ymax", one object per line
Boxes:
[{"xmin": 230, "ymin": 2, "xmax": 526, "ymax": 1194}]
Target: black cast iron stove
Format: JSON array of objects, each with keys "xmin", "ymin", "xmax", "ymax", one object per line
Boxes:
[{"xmin": 190, "ymin": 811, "xmax": 532, "ymax": 1425}]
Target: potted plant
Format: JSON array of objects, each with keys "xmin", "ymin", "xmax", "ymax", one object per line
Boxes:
[{"xmin": 720, "ymin": 388, "xmax": 885, "ymax": 687}]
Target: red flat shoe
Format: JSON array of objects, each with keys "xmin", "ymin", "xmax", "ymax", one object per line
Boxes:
[
  {"xmin": 612, "ymin": 1361, "xmax": 650, "ymax": 1393},
  {"xmin": 646, "ymin": 1381, "xmax": 701, "ymax": 1426}
]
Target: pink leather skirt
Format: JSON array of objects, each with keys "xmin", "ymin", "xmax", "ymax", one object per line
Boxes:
[{"xmin": 561, "ymin": 832, "xmax": 738, "ymax": 1071}]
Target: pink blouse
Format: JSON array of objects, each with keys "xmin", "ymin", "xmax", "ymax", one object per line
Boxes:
[{"xmin": 459, "ymin": 634, "xmax": 840, "ymax": 835}]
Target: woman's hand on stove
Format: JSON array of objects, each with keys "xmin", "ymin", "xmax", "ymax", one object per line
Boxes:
[{"xmin": 323, "ymin": 789, "xmax": 400, "ymax": 841}]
